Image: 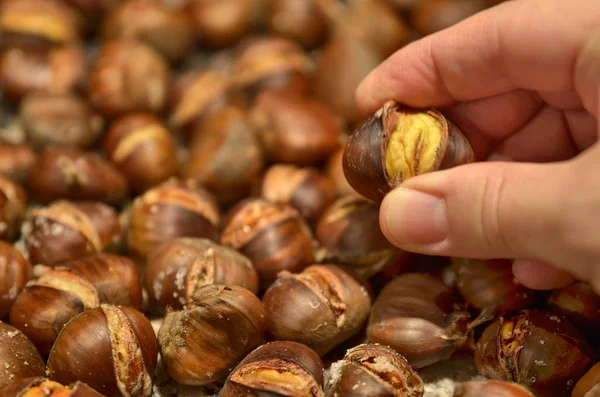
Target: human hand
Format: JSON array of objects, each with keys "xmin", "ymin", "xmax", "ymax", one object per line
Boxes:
[{"xmin": 355, "ymin": 0, "xmax": 600, "ymax": 291}]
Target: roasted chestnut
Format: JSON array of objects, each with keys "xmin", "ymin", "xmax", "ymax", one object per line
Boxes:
[
  {"xmin": 343, "ymin": 101, "xmax": 474, "ymax": 203},
  {"xmin": 0, "ymin": 322, "xmax": 46, "ymax": 388},
  {"xmin": 475, "ymin": 310, "xmax": 595, "ymax": 397},
  {"xmin": 0, "ymin": 143, "xmax": 36, "ymax": 182},
  {"xmin": 158, "ymin": 284, "xmax": 266, "ymax": 386},
  {"xmin": 2, "ymin": 377, "xmax": 107, "ymax": 397},
  {"xmin": 263, "ymin": 264, "xmax": 372, "ymax": 356},
  {"xmin": 0, "ymin": 242, "xmax": 31, "ymax": 320},
  {"xmin": 325, "ymin": 146, "xmax": 356, "ymax": 197},
  {"xmin": 409, "ymin": 0, "xmax": 487, "ymax": 36},
  {"xmin": 572, "ymin": 362, "xmax": 600, "ymax": 397},
  {"xmin": 221, "ymin": 341, "xmax": 324, "ymax": 396},
  {"xmin": 0, "ymin": 176, "xmax": 27, "ymax": 241},
  {"xmin": 47, "ymin": 305, "xmax": 158, "ymax": 397},
  {"xmin": 367, "ymin": 273, "xmax": 470, "ymax": 369},
  {"xmin": 454, "ymin": 380, "xmax": 535, "ymax": 397},
  {"xmin": 103, "ymin": 112, "xmax": 178, "ymax": 192},
  {"xmin": 220, "ymin": 198, "xmax": 314, "ymax": 287},
  {"xmin": 265, "ymin": 0, "xmax": 329, "ymax": 49},
  {"xmin": 145, "ymin": 238, "xmax": 259, "ymax": 312}
]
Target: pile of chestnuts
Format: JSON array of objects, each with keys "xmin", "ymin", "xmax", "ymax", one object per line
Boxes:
[{"xmin": 1, "ymin": 1, "xmax": 596, "ymax": 397}]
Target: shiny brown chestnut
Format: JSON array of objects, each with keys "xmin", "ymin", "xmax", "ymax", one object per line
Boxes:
[
  {"xmin": 0, "ymin": 323, "xmax": 46, "ymax": 388},
  {"xmin": 88, "ymin": 40, "xmax": 170, "ymax": 119},
  {"xmin": 367, "ymin": 273, "xmax": 470, "ymax": 369},
  {"xmin": 182, "ymin": 106, "xmax": 264, "ymax": 204},
  {"xmin": 145, "ymin": 238, "xmax": 258, "ymax": 312},
  {"xmin": 0, "ymin": 45, "xmax": 87, "ymax": 104},
  {"xmin": 326, "ymin": 146, "xmax": 356, "ymax": 197},
  {"xmin": 316, "ymin": 195, "xmax": 398, "ymax": 277},
  {"xmin": 28, "ymin": 147, "xmax": 128, "ymax": 204},
  {"xmin": 452, "ymin": 258, "xmax": 538, "ymax": 314},
  {"xmin": 475, "ymin": 310, "xmax": 595, "ymax": 397},
  {"xmin": 263, "ymin": 264, "xmax": 372, "ymax": 356},
  {"xmin": 266, "ymin": 0, "xmax": 329, "ymax": 49},
  {"xmin": 0, "ymin": 242, "xmax": 31, "ymax": 320},
  {"xmin": 103, "ymin": 112, "xmax": 178, "ymax": 192},
  {"xmin": 343, "ymin": 101, "xmax": 475, "ymax": 203},
  {"xmin": 47, "ymin": 305, "xmax": 158, "ymax": 397},
  {"xmin": 572, "ymin": 362, "xmax": 600, "ymax": 397},
  {"xmin": 0, "ymin": 143, "xmax": 36, "ymax": 182},
  {"xmin": 127, "ymin": 178, "xmax": 220, "ymax": 259},
  {"xmin": 19, "ymin": 93, "xmax": 103, "ymax": 150},
  {"xmin": 251, "ymin": 90, "xmax": 341, "ymax": 165},
  {"xmin": 158, "ymin": 284, "xmax": 265, "ymax": 386},
  {"xmin": 101, "ymin": 0, "xmax": 194, "ymax": 64},
  {"xmin": 326, "ymin": 343, "xmax": 424, "ymax": 397},
  {"xmin": 220, "ymin": 198, "xmax": 314, "ymax": 287},
  {"xmin": 0, "ymin": 176, "xmax": 27, "ymax": 241},
  {"xmin": 409, "ymin": 0, "xmax": 487, "ymax": 37},
  {"xmin": 2, "ymin": 377, "xmax": 107, "ymax": 397},
  {"xmin": 23, "ymin": 200, "xmax": 122, "ymax": 266},
  {"xmin": 259, "ymin": 164, "xmax": 337, "ymax": 224},
  {"xmin": 454, "ymin": 380, "xmax": 535, "ymax": 397},
  {"xmin": 9, "ymin": 268, "xmax": 100, "ymax": 356},
  {"xmin": 221, "ymin": 341, "xmax": 324, "ymax": 397}
]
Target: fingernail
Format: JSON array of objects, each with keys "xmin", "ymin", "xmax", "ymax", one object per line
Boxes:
[{"xmin": 381, "ymin": 187, "xmax": 449, "ymax": 246}]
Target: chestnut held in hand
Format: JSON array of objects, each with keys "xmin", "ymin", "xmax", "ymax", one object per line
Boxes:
[
  {"xmin": 0, "ymin": 323, "xmax": 46, "ymax": 388},
  {"xmin": 145, "ymin": 238, "xmax": 259, "ymax": 312},
  {"xmin": 367, "ymin": 272, "xmax": 470, "ymax": 369},
  {"xmin": 326, "ymin": 343, "xmax": 424, "ymax": 397},
  {"xmin": 343, "ymin": 101, "xmax": 474, "ymax": 203},
  {"xmin": 262, "ymin": 264, "xmax": 372, "ymax": 356},
  {"xmin": 0, "ymin": 176, "xmax": 27, "ymax": 241},
  {"xmin": 221, "ymin": 341, "xmax": 324, "ymax": 397},
  {"xmin": 474, "ymin": 310, "xmax": 595, "ymax": 397},
  {"xmin": 2, "ymin": 377, "xmax": 108, "ymax": 397},
  {"xmin": 0, "ymin": 242, "xmax": 32, "ymax": 320},
  {"xmin": 47, "ymin": 305, "xmax": 158, "ymax": 397},
  {"xmin": 453, "ymin": 380, "xmax": 535, "ymax": 397}
]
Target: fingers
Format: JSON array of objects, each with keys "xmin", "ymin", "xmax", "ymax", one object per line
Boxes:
[{"xmin": 512, "ymin": 259, "xmax": 575, "ymax": 290}]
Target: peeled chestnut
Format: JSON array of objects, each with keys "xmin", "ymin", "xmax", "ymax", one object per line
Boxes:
[
  {"xmin": 475, "ymin": 310, "xmax": 595, "ymax": 397},
  {"xmin": 0, "ymin": 242, "xmax": 31, "ymax": 320},
  {"xmin": 343, "ymin": 101, "xmax": 475, "ymax": 203},
  {"xmin": 221, "ymin": 198, "xmax": 314, "ymax": 287},
  {"xmin": 2, "ymin": 377, "xmax": 107, "ymax": 397},
  {"xmin": 127, "ymin": 178, "xmax": 220, "ymax": 259},
  {"xmin": 326, "ymin": 343, "xmax": 424, "ymax": 397},
  {"xmin": 20, "ymin": 93, "xmax": 104, "ymax": 150},
  {"xmin": 251, "ymin": 90, "xmax": 341, "ymax": 165},
  {"xmin": 158, "ymin": 284, "xmax": 265, "ymax": 386},
  {"xmin": 452, "ymin": 258, "xmax": 538, "ymax": 314},
  {"xmin": 0, "ymin": 176, "xmax": 27, "ymax": 241},
  {"xmin": 409, "ymin": 0, "xmax": 487, "ymax": 36},
  {"xmin": 28, "ymin": 147, "xmax": 128, "ymax": 204},
  {"xmin": 103, "ymin": 112, "xmax": 178, "ymax": 192},
  {"xmin": 59, "ymin": 253, "xmax": 143, "ymax": 310},
  {"xmin": 316, "ymin": 195, "xmax": 399, "ymax": 277},
  {"xmin": 0, "ymin": 45, "xmax": 87, "ymax": 103},
  {"xmin": 47, "ymin": 305, "xmax": 158, "ymax": 397},
  {"xmin": 182, "ymin": 106, "xmax": 264, "ymax": 204},
  {"xmin": 259, "ymin": 164, "xmax": 336, "ymax": 224},
  {"xmin": 145, "ymin": 238, "xmax": 259, "ymax": 312},
  {"xmin": 23, "ymin": 200, "xmax": 122, "ymax": 266},
  {"xmin": 101, "ymin": 0, "xmax": 194, "ymax": 63},
  {"xmin": 367, "ymin": 273, "xmax": 470, "ymax": 369},
  {"xmin": 221, "ymin": 341, "xmax": 324, "ymax": 397},
  {"xmin": 88, "ymin": 40, "xmax": 170, "ymax": 119},
  {"xmin": 0, "ymin": 143, "xmax": 36, "ymax": 182},
  {"xmin": 266, "ymin": 0, "xmax": 329, "ymax": 49},
  {"xmin": 263, "ymin": 264, "xmax": 372, "ymax": 356},
  {"xmin": 572, "ymin": 362, "xmax": 600, "ymax": 397},
  {"xmin": 454, "ymin": 380, "xmax": 535, "ymax": 397},
  {"xmin": 0, "ymin": 323, "xmax": 45, "ymax": 387},
  {"xmin": 9, "ymin": 268, "xmax": 100, "ymax": 356}
]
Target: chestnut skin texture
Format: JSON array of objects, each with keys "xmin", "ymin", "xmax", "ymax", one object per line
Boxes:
[
  {"xmin": 0, "ymin": 242, "xmax": 32, "ymax": 320},
  {"xmin": 0, "ymin": 143, "xmax": 36, "ymax": 182},
  {"xmin": 0, "ymin": 176, "xmax": 28, "ymax": 241},
  {"xmin": 0, "ymin": 323, "xmax": 46, "ymax": 388},
  {"xmin": 266, "ymin": 0, "xmax": 329, "ymax": 49}
]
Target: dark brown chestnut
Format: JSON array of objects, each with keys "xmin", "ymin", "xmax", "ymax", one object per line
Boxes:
[
  {"xmin": 23, "ymin": 200, "xmax": 122, "ymax": 266},
  {"xmin": 182, "ymin": 106, "xmax": 264, "ymax": 204},
  {"xmin": 28, "ymin": 147, "xmax": 129, "ymax": 204},
  {"xmin": 103, "ymin": 112, "xmax": 178, "ymax": 192},
  {"xmin": 101, "ymin": 0, "xmax": 194, "ymax": 64},
  {"xmin": 343, "ymin": 101, "xmax": 475, "ymax": 203},
  {"xmin": 474, "ymin": 310, "xmax": 595, "ymax": 397},
  {"xmin": 251, "ymin": 90, "xmax": 342, "ymax": 165},
  {"xmin": 0, "ymin": 242, "xmax": 31, "ymax": 320},
  {"xmin": 325, "ymin": 146, "xmax": 357, "ymax": 197},
  {"xmin": 452, "ymin": 258, "xmax": 538, "ymax": 314},
  {"xmin": 2, "ymin": 377, "xmax": 108, "ymax": 397},
  {"xmin": 0, "ymin": 322, "xmax": 45, "ymax": 388},
  {"xmin": 409, "ymin": 0, "xmax": 487, "ymax": 37},
  {"xmin": 0, "ymin": 176, "xmax": 27, "ymax": 241},
  {"xmin": 572, "ymin": 362, "xmax": 600, "ymax": 397},
  {"xmin": 9, "ymin": 268, "xmax": 100, "ymax": 356},
  {"xmin": 88, "ymin": 40, "xmax": 170, "ymax": 119},
  {"xmin": 145, "ymin": 238, "xmax": 259, "ymax": 312},
  {"xmin": 220, "ymin": 197, "xmax": 314, "ymax": 287},
  {"xmin": 221, "ymin": 341, "xmax": 324, "ymax": 397},
  {"xmin": 263, "ymin": 264, "xmax": 372, "ymax": 356},
  {"xmin": 316, "ymin": 195, "xmax": 399, "ymax": 277},
  {"xmin": 454, "ymin": 380, "xmax": 535, "ymax": 397},
  {"xmin": 127, "ymin": 178, "xmax": 220, "ymax": 259},
  {"xmin": 265, "ymin": 0, "xmax": 329, "ymax": 49},
  {"xmin": 326, "ymin": 343, "xmax": 424, "ymax": 397},
  {"xmin": 0, "ymin": 143, "xmax": 36, "ymax": 182},
  {"xmin": 158, "ymin": 284, "xmax": 266, "ymax": 386},
  {"xmin": 19, "ymin": 93, "xmax": 104, "ymax": 150},
  {"xmin": 47, "ymin": 304, "xmax": 158, "ymax": 397},
  {"xmin": 367, "ymin": 273, "xmax": 470, "ymax": 369}
]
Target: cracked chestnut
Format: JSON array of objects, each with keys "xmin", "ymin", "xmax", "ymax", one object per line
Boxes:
[
  {"xmin": 0, "ymin": 242, "xmax": 31, "ymax": 320},
  {"xmin": 0, "ymin": 176, "xmax": 27, "ymax": 241},
  {"xmin": 0, "ymin": 323, "xmax": 45, "ymax": 388},
  {"xmin": 453, "ymin": 380, "xmax": 535, "ymax": 397},
  {"xmin": 2, "ymin": 377, "xmax": 107, "ymax": 397},
  {"xmin": 0, "ymin": 143, "xmax": 35, "ymax": 182}
]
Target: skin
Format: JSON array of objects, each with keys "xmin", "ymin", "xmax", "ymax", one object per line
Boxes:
[{"xmin": 356, "ymin": 0, "xmax": 600, "ymax": 292}]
